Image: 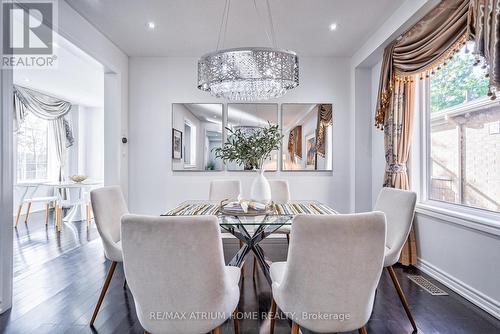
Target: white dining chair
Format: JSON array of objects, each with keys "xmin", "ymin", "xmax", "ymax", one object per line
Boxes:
[
  {"xmin": 209, "ymin": 179, "xmax": 246, "ymax": 275},
  {"xmin": 209, "ymin": 179, "xmax": 242, "ymax": 202},
  {"xmin": 15, "ymin": 185, "xmax": 60, "ymax": 229},
  {"xmin": 269, "ymin": 212, "xmax": 386, "ymax": 334},
  {"xmin": 89, "ymin": 185, "xmax": 129, "ymax": 326},
  {"xmin": 374, "ymin": 187, "xmax": 418, "ymax": 332},
  {"xmin": 121, "ymin": 214, "xmax": 241, "ymax": 334}
]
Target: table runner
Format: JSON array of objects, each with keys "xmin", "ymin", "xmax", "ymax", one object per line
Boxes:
[{"xmin": 164, "ymin": 202, "xmax": 337, "ymax": 216}]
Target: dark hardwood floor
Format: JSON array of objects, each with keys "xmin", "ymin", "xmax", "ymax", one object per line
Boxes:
[{"xmin": 1, "ymin": 210, "xmax": 499, "ymax": 334}]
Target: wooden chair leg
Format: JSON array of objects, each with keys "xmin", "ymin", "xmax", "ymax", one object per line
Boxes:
[
  {"xmin": 44, "ymin": 203, "xmax": 50, "ymax": 226},
  {"xmin": 144, "ymin": 331, "xmax": 150, "ymax": 334},
  {"xmin": 24, "ymin": 202, "xmax": 32, "ymax": 224},
  {"xmin": 291, "ymin": 321, "xmax": 299, "ymax": 334},
  {"xmin": 15, "ymin": 204, "xmax": 23, "ymax": 227},
  {"xmin": 359, "ymin": 326, "xmax": 368, "ymax": 334},
  {"xmin": 90, "ymin": 261, "xmax": 118, "ymax": 326},
  {"xmin": 233, "ymin": 307, "xmax": 240, "ymax": 334},
  {"xmin": 270, "ymin": 298, "xmax": 277, "ymax": 334},
  {"xmin": 387, "ymin": 266, "xmax": 417, "ymax": 332},
  {"xmin": 56, "ymin": 206, "xmax": 62, "ymax": 232},
  {"xmin": 86, "ymin": 204, "xmax": 91, "ymax": 227},
  {"xmin": 212, "ymin": 326, "xmax": 221, "ymax": 334}
]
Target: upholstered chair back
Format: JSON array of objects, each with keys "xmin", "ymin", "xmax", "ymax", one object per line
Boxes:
[
  {"xmin": 273, "ymin": 213, "xmax": 386, "ymax": 333},
  {"xmin": 121, "ymin": 214, "xmax": 240, "ymax": 334},
  {"xmin": 209, "ymin": 180, "xmax": 241, "ymax": 201},
  {"xmin": 90, "ymin": 186, "xmax": 128, "ymax": 262},
  {"xmin": 268, "ymin": 180, "xmax": 291, "ymax": 203},
  {"xmin": 374, "ymin": 187, "xmax": 417, "ymax": 266}
]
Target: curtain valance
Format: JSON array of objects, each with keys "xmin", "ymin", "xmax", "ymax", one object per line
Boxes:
[
  {"xmin": 375, "ymin": 0, "xmax": 471, "ymax": 129},
  {"xmin": 14, "ymin": 85, "xmax": 74, "ymax": 147}
]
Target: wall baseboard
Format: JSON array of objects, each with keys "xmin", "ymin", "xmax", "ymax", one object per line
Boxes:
[{"xmin": 417, "ymin": 258, "xmax": 500, "ymax": 320}]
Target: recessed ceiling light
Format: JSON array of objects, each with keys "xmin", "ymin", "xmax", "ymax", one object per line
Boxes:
[
  {"xmin": 329, "ymin": 23, "xmax": 338, "ymax": 31},
  {"xmin": 147, "ymin": 21, "xmax": 156, "ymax": 30}
]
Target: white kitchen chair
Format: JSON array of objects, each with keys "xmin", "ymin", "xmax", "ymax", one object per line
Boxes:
[
  {"xmin": 15, "ymin": 184, "xmax": 60, "ymax": 229},
  {"xmin": 89, "ymin": 185, "xmax": 129, "ymax": 326},
  {"xmin": 121, "ymin": 214, "xmax": 241, "ymax": 334},
  {"xmin": 209, "ymin": 179, "xmax": 242, "ymax": 202},
  {"xmin": 269, "ymin": 212, "xmax": 386, "ymax": 334},
  {"xmin": 374, "ymin": 187, "xmax": 418, "ymax": 332}
]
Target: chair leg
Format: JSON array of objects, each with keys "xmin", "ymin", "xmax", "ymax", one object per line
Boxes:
[
  {"xmin": 56, "ymin": 206, "xmax": 62, "ymax": 232},
  {"xmin": 233, "ymin": 307, "xmax": 240, "ymax": 334},
  {"xmin": 90, "ymin": 261, "xmax": 118, "ymax": 326},
  {"xmin": 212, "ymin": 326, "xmax": 221, "ymax": 334},
  {"xmin": 86, "ymin": 204, "xmax": 91, "ymax": 227},
  {"xmin": 44, "ymin": 204, "xmax": 50, "ymax": 226},
  {"xmin": 286, "ymin": 233, "xmax": 290, "ymax": 244},
  {"xmin": 359, "ymin": 326, "xmax": 368, "ymax": 334},
  {"xmin": 387, "ymin": 266, "xmax": 417, "ymax": 332},
  {"xmin": 15, "ymin": 204, "xmax": 23, "ymax": 227},
  {"xmin": 270, "ymin": 298, "xmax": 277, "ymax": 334},
  {"xmin": 144, "ymin": 331, "xmax": 150, "ymax": 334},
  {"xmin": 24, "ymin": 202, "xmax": 32, "ymax": 224},
  {"xmin": 291, "ymin": 321, "xmax": 299, "ymax": 334}
]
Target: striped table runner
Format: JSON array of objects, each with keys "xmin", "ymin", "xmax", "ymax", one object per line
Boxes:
[{"xmin": 164, "ymin": 202, "xmax": 337, "ymax": 216}]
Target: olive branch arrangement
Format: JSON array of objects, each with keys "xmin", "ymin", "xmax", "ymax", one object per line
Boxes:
[{"xmin": 213, "ymin": 123, "xmax": 283, "ymax": 170}]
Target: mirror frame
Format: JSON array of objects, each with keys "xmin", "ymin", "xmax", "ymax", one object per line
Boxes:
[{"xmin": 171, "ymin": 103, "xmax": 224, "ymax": 172}]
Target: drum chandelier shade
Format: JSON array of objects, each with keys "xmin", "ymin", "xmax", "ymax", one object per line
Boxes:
[
  {"xmin": 197, "ymin": 47, "xmax": 299, "ymax": 101},
  {"xmin": 197, "ymin": 0, "xmax": 299, "ymax": 101}
]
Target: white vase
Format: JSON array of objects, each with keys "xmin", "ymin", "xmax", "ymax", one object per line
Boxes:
[{"xmin": 250, "ymin": 169, "xmax": 271, "ymax": 204}]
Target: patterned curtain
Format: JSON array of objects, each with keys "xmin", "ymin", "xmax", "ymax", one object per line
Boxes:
[
  {"xmin": 315, "ymin": 104, "xmax": 332, "ymax": 156},
  {"xmin": 288, "ymin": 125, "xmax": 302, "ymax": 162},
  {"xmin": 376, "ymin": 0, "xmax": 471, "ymax": 266}
]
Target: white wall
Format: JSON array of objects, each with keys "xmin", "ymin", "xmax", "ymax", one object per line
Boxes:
[
  {"xmin": 128, "ymin": 56, "xmax": 351, "ymax": 215},
  {"xmin": 371, "ymin": 61, "xmax": 385, "ymax": 207},
  {"xmin": 58, "ymin": 0, "xmax": 128, "ymax": 195}
]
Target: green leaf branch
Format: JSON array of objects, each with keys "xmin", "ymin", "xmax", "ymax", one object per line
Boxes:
[{"xmin": 213, "ymin": 123, "xmax": 283, "ymax": 170}]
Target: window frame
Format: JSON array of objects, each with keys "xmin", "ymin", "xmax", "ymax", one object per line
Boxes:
[
  {"xmin": 420, "ymin": 74, "xmax": 500, "ymax": 225},
  {"xmin": 15, "ymin": 113, "xmax": 51, "ymax": 183}
]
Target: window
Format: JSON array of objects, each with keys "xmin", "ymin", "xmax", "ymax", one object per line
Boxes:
[
  {"xmin": 426, "ymin": 43, "xmax": 500, "ymax": 213},
  {"xmin": 16, "ymin": 113, "xmax": 50, "ymax": 181},
  {"xmin": 184, "ymin": 121, "xmax": 196, "ymax": 167}
]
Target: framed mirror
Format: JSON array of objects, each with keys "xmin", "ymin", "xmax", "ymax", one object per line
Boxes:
[
  {"xmin": 172, "ymin": 103, "xmax": 223, "ymax": 171},
  {"xmin": 281, "ymin": 103, "xmax": 333, "ymax": 171},
  {"xmin": 226, "ymin": 104, "xmax": 278, "ymax": 171}
]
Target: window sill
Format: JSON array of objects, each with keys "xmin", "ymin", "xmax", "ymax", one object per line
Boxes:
[{"xmin": 416, "ymin": 201, "xmax": 500, "ymax": 237}]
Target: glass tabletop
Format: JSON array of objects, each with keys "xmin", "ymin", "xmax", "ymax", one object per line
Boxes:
[{"xmin": 163, "ymin": 200, "xmax": 337, "ymax": 226}]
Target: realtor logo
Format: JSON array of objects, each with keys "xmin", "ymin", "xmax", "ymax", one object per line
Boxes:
[{"xmin": 2, "ymin": 0, "xmax": 58, "ymax": 68}]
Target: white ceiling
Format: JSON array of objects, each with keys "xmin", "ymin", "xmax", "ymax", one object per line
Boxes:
[{"xmin": 65, "ymin": 0, "xmax": 404, "ymax": 57}]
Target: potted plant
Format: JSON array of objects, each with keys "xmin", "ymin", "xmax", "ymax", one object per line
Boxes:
[{"xmin": 213, "ymin": 123, "xmax": 283, "ymax": 203}]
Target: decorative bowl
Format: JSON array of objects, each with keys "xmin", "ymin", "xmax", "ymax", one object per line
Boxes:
[{"xmin": 70, "ymin": 175, "xmax": 88, "ymax": 183}]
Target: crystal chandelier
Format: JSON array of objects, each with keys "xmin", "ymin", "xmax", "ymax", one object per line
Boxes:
[{"xmin": 197, "ymin": 0, "xmax": 299, "ymax": 101}]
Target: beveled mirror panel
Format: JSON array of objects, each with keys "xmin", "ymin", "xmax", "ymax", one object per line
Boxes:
[
  {"xmin": 172, "ymin": 103, "xmax": 223, "ymax": 171},
  {"xmin": 226, "ymin": 104, "xmax": 278, "ymax": 171},
  {"xmin": 281, "ymin": 103, "xmax": 333, "ymax": 171}
]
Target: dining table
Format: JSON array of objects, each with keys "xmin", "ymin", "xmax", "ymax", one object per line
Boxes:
[
  {"xmin": 163, "ymin": 200, "xmax": 337, "ymax": 284},
  {"xmin": 45, "ymin": 181, "xmax": 101, "ymax": 222}
]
